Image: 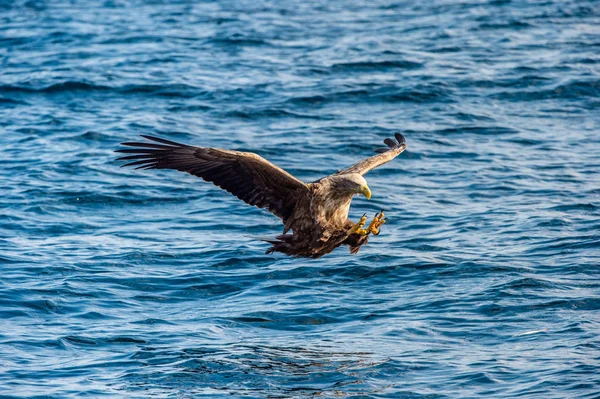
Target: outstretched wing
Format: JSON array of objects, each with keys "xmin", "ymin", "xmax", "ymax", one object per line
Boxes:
[
  {"xmin": 337, "ymin": 133, "xmax": 406, "ymax": 176},
  {"xmin": 116, "ymin": 135, "xmax": 308, "ymax": 222}
]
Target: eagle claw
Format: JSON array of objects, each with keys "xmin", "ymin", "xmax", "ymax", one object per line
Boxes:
[
  {"xmin": 349, "ymin": 214, "xmax": 369, "ymax": 235},
  {"xmin": 368, "ymin": 211, "xmax": 386, "ymax": 236},
  {"xmin": 349, "ymin": 211, "xmax": 387, "ymax": 237}
]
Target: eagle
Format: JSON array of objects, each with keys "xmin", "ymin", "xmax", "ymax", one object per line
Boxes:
[{"xmin": 116, "ymin": 133, "xmax": 406, "ymax": 258}]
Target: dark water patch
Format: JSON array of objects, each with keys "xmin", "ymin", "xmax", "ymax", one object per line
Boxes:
[
  {"xmin": 18, "ymin": 299, "xmax": 62, "ymax": 315},
  {"xmin": 506, "ymin": 137, "xmax": 544, "ymax": 146},
  {"xmin": 0, "ymin": 309, "xmax": 30, "ymax": 318},
  {"xmin": 527, "ymin": 235, "xmax": 600, "ymax": 254},
  {"xmin": 99, "ymin": 35, "xmax": 166, "ymax": 45},
  {"xmin": 224, "ymin": 108, "xmax": 326, "ymax": 120},
  {"xmin": 452, "ymin": 112, "xmax": 496, "ymax": 122},
  {"xmin": 76, "ymin": 311, "xmax": 115, "ymax": 320},
  {"xmin": 167, "ymin": 104, "xmax": 213, "ymax": 112},
  {"xmin": 68, "ymin": 131, "xmax": 114, "ymax": 142},
  {"xmin": 427, "ymin": 45, "xmax": 462, "ymax": 53},
  {"xmin": 63, "ymin": 335, "xmax": 99, "ymax": 346},
  {"xmin": 549, "ymin": 203, "xmax": 597, "ymax": 213},
  {"xmin": 375, "ymin": 83, "xmax": 454, "ymax": 103},
  {"xmin": 0, "ymin": 254, "xmax": 24, "ymax": 264},
  {"xmin": 120, "ymin": 83, "xmax": 205, "ymax": 98},
  {"xmin": 479, "ymin": 297, "xmax": 600, "ymax": 317},
  {"xmin": 476, "ymin": 21, "xmax": 535, "ymax": 30},
  {"xmin": 0, "ymin": 81, "xmax": 112, "ymax": 93},
  {"xmin": 0, "ymin": 81, "xmax": 206, "ymax": 98},
  {"xmin": 131, "ymin": 318, "xmax": 175, "ymax": 325},
  {"xmin": 330, "ymin": 60, "xmax": 424, "ymax": 71},
  {"xmin": 434, "ymin": 126, "xmax": 519, "ymax": 136},
  {"xmin": 427, "ymin": 150, "xmax": 479, "ymax": 159},
  {"xmin": 285, "ymin": 94, "xmax": 328, "ymax": 105},
  {"xmin": 534, "ymin": 217, "xmax": 569, "ymax": 228},
  {"xmin": 459, "ymin": 75, "xmax": 553, "ymax": 90},
  {"xmin": 0, "ymin": 96, "xmax": 29, "ymax": 105},
  {"xmin": 576, "ymin": 57, "xmax": 600, "ymax": 65},
  {"xmin": 209, "ymin": 36, "xmax": 270, "ymax": 47},
  {"xmin": 491, "ymin": 277, "xmax": 571, "ymax": 292}
]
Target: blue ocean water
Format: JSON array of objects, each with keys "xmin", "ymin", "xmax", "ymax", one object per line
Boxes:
[{"xmin": 1, "ymin": 0, "xmax": 599, "ymax": 397}]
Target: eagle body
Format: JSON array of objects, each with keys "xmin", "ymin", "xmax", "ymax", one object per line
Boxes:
[
  {"xmin": 267, "ymin": 177, "xmax": 367, "ymax": 257},
  {"xmin": 117, "ymin": 134, "xmax": 406, "ymax": 258}
]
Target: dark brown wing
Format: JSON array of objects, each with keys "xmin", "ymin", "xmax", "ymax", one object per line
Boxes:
[
  {"xmin": 116, "ymin": 135, "xmax": 308, "ymax": 222},
  {"xmin": 337, "ymin": 133, "xmax": 406, "ymax": 176}
]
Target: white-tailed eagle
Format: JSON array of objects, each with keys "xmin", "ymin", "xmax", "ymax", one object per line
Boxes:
[{"xmin": 116, "ymin": 133, "xmax": 406, "ymax": 258}]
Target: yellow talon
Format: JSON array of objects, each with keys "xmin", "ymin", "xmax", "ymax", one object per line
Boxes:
[
  {"xmin": 349, "ymin": 214, "xmax": 369, "ymax": 235},
  {"xmin": 368, "ymin": 210, "xmax": 387, "ymax": 235},
  {"xmin": 349, "ymin": 211, "xmax": 387, "ymax": 237}
]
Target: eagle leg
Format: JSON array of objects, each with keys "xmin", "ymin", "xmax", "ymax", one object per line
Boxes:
[
  {"xmin": 348, "ymin": 213, "xmax": 369, "ymax": 236},
  {"xmin": 367, "ymin": 210, "xmax": 387, "ymax": 236}
]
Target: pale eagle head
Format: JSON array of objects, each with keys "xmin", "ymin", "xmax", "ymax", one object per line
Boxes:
[{"xmin": 329, "ymin": 173, "xmax": 371, "ymax": 199}]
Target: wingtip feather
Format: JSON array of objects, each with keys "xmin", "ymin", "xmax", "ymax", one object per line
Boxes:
[
  {"xmin": 394, "ymin": 132, "xmax": 405, "ymax": 145},
  {"xmin": 383, "ymin": 138, "xmax": 397, "ymax": 147}
]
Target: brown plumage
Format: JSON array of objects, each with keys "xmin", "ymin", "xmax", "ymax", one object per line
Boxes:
[{"xmin": 116, "ymin": 133, "xmax": 406, "ymax": 258}]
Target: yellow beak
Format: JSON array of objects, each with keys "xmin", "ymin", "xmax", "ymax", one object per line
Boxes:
[{"xmin": 361, "ymin": 185, "xmax": 372, "ymax": 200}]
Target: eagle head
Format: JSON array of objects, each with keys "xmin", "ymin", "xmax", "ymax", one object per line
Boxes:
[{"xmin": 330, "ymin": 173, "xmax": 371, "ymax": 199}]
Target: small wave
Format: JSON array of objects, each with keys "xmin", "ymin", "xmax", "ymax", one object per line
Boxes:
[
  {"xmin": 121, "ymin": 83, "xmax": 205, "ymax": 98},
  {"xmin": 435, "ymin": 126, "xmax": 518, "ymax": 135},
  {"xmin": 70, "ymin": 131, "xmax": 114, "ymax": 142},
  {"xmin": 428, "ymin": 45, "xmax": 462, "ymax": 53},
  {"xmin": 492, "ymin": 277, "xmax": 568, "ymax": 291},
  {"xmin": 506, "ymin": 137, "xmax": 544, "ymax": 146},
  {"xmin": 0, "ymin": 81, "xmax": 111, "ymax": 94},
  {"xmin": 286, "ymin": 84, "xmax": 453, "ymax": 106},
  {"xmin": 228, "ymin": 311, "xmax": 340, "ymax": 329},
  {"xmin": 100, "ymin": 35, "xmax": 166, "ymax": 45},
  {"xmin": 377, "ymin": 87, "xmax": 452, "ymax": 103},
  {"xmin": 209, "ymin": 36, "xmax": 269, "ymax": 47},
  {"xmin": 0, "ymin": 97, "xmax": 28, "ymax": 106},
  {"xmin": 550, "ymin": 203, "xmax": 597, "ymax": 212},
  {"xmin": 477, "ymin": 20, "xmax": 534, "ymax": 30},
  {"xmin": 478, "ymin": 297, "xmax": 600, "ymax": 317},
  {"xmin": 77, "ymin": 311, "xmax": 115, "ymax": 320},
  {"xmin": 330, "ymin": 60, "xmax": 423, "ymax": 71},
  {"xmin": 0, "ymin": 81, "xmax": 205, "ymax": 98},
  {"xmin": 224, "ymin": 108, "xmax": 326, "ymax": 120},
  {"xmin": 491, "ymin": 80, "xmax": 600, "ymax": 101},
  {"xmin": 167, "ymin": 104, "xmax": 213, "ymax": 112},
  {"xmin": 452, "ymin": 112, "xmax": 496, "ymax": 122},
  {"xmin": 131, "ymin": 318, "xmax": 175, "ymax": 325},
  {"xmin": 63, "ymin": 335, "xmax": 147, "ymax": 347},
  {"xmin": 535, "ymin": 218, "xmax": 569, "ymax": 228},
  {"xmin": 527, "ymin": 235, "xmax": 600, "ymax": 254},
  {"xmin": 20, "ymin": 299, "xmax": 61, "ymax": 314},
  {"xmin": 460, "ymin": 75, "xmax": 553, "ymax": 89},
  {"xmin": 286, "ymin": 94, "xmax": 328, "ymax": 105}
]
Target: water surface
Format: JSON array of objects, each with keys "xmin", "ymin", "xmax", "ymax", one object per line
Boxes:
[{"xmin": 1, "ymin": 0, "xmax": 599, "ymax": 397}]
